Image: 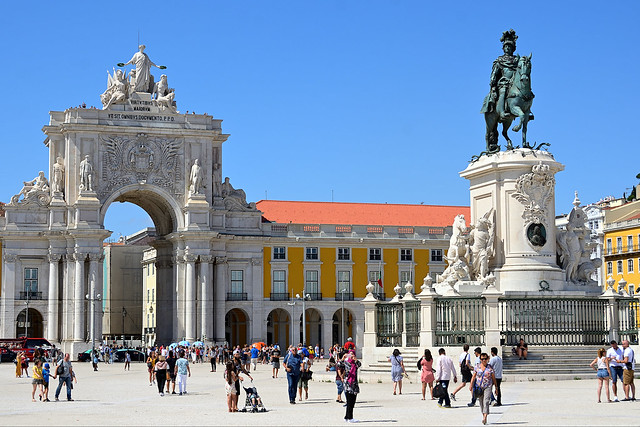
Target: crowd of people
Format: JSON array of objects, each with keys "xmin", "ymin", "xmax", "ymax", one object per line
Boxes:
[{"xmin": 590, "ymin": 340, "xmax": 635, "ymax": 403}]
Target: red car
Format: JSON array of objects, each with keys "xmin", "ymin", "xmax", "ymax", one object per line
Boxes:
[{"xmin": 0, "ymin": 337, "xmax": 53, "ymax": 361}]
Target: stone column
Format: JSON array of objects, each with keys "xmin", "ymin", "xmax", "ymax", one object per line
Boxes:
[
  {"xmin": 482, "ymin": 285, "xmax": 503, "ymax": 350},
  {"xmin": 214, "ymin": 257, "xmax": 227, "ymax": 342},
  {"xmin": 1, "ymin": 253, "xmax": 17, "ymax": 338},
  {"xmin": 200, "ymin": 255, "xmax": 214, "ymax": 342},
  {"xmin": 184, "ymin": 251, "xmax": 197, "ymax": 342},
  {"xmin": 173, "ymin": 252, "xmax": 186, "ymax": 341},
  {"xmin": 47, "ymin": 251, "xmax": 61, "ymax": 343},
  {"xmin": 88, "ymin": 253, "xmax": 102, "ymax": 348},
  {"xmin": 152, "ymin": 241, "xmax": 174, "ymax": 345},
  {"xmin": 361, "ymin": 289, "xmax": 379, "ymax": 369},
  {"xmin": 322, "ymin": 316, "xmax": 333, "ymax": 350},
  {"xmin": 249, "ymin": 258, "xmax": 263, "ymax": 343},
  {"xmin": 73, "ymin": 252, "xmax": 86, "ymax": 342}
]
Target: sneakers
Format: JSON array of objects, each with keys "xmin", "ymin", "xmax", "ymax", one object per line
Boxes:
[
  {"xmin": 450, "ymin": 393, "xmax": 456, "ymax": 401},
  {"xmin": 613, "ymin": 397, "xmax": 619, "ymax": 402},
  {"xmin": 348, "ymin": 419, "xmax": 359, "ymax": 423},
  {"xmin": 55, "ymin": 398, "xmax": 59, "ymax": 401},
  {"xmin": 160, "ymin": 392, "xmax": 164, "ymax": 397},
  {"xmin": 467, "ymin": 402, "xmax": 475, "ymax": 407},
  {"xmin": 67, "ymin": 398, "xmax": 74, "ymax": 401},
  {"xmin": 179, "ymin": 392, "xmax": 183, "ymax": 396},
  {"xmin": 443, "ymin": 405, "xmax": 451, "ymax": 408}
]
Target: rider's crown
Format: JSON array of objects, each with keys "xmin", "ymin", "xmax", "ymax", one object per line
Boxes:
[{"xmin": 500, "ymin": 29, "xmax": 518, "ymax": 47}]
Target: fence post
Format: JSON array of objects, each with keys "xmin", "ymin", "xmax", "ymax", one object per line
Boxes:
[
  {"xmin": 602, "ymin": 277, "xmax": 621, "ymax": 343},
  {"xmin": 482, "ymin": 284, "xmax": 502, "ymax": 350},
  {"xmin": 401, "ymin": 283, "xmax": 417, "ymax": 347},
  {"xmin": 417, "ymin": 275, "xmax": 438, "ymax": 348},
  {"xmin": 361, "ymin": 282, "xmax": 379, "ymax": 367}
]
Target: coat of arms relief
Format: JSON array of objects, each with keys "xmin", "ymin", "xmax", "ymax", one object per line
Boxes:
[{"xmin": 99, "ymin": 134, "xmax": 183, "ymax": 201}]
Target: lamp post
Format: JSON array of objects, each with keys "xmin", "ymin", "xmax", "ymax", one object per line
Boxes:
[
  {"xmin": 286, "ymin": 299, "xmax": 296, "ymax": 346},
  {"xmin": 86, "ymin": 292, "xmax": 102, "ymax": 359},
  {"xmin": 296, "ymin": 292, "xmax": 311, "ymax": 346},
  {"xmin": 24, "ymin": 298, "xmax": 30, "ymax": 338},
  {"xmin": 340, "ymin": 287, "xmax": 347, "ymax": 345},
  {"xmin": 122, "ymin": 306, "xmax": 127, "ymax": 347}
]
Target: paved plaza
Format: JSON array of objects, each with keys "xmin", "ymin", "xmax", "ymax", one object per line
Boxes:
[{"xmin": 1, "ymin": 361, "xmax": 640, "ymax": 425}]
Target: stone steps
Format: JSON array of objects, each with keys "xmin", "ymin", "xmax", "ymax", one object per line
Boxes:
[{"xmin": 502, "ymin": 346, "xmax": 602, "ymax": 382}]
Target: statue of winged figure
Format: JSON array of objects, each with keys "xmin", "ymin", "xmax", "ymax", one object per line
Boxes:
[{"xmin": 101, "ymin": 68, "xmax": 131, "ymax": 109}]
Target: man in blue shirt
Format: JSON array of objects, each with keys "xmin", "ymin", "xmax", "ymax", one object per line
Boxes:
[
  {"xmin": 283, "ymin": 347, "xmax": 302, "ymax": 404},
  {"xmin": 250, "ymin": 345, "xmax": 260, "ymax": 371}
]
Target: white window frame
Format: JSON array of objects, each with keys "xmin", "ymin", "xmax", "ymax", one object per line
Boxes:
[
  {"xmin": 273, "ymin": 246, "xmax": 286, "ymax": 260},
  {"xmin": 231, "ymin": 270, "xmax": 244, "ymax": 294},
  {"xmin": 607, "ymin": 238, "xmax": 612, "ymax": 254},
  {"xmin": 369, "ymin": 248, "xmax": 382, "ymax": 261},
  {"xmin": 628, "ymin": 235, "xmax": 634, "ymax": 252},
  {"xmin": 337, "ymin": 247, "xmax": 351, "ymax": 261},
  {"xmin": 400, "ymin": 248, "xmax": 413, "ymax": 262},
  {"xmin": 337, "ymin": 270, "xmax": 352, "ymax": 293},
  {"xmin": 628, "ymin": 259, "xmax": 635, "ymax": 273},
  {"xmin": 431, "ymin": 249, "xmax": 443, "ymax": 262},
  {"xmin": 617, "ymin": 260, "xmax": 623, "ymax": 274},
  {"xmin": 607, "ymin": 261, "xmax": 613, "ymax": 276},
  {"xmin": 305, "ymin": 270, "xmax": 319, "ymax": 294},
  {"xmin": 272, "ymin": 270, "xmax": 287, "ymax": 294},
  {"xmin": 305, "ymin": 247, "xmax": 319, "ymax": 260}
]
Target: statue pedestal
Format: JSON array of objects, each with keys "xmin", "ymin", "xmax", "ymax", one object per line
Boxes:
[
  {"xmin": 73, "ymin": 191, "xmax": 101, "ymax": 228},
  {"xmin": 185, "ymin": 194, "xmax": 210, "ymax": 230},
  {"xmin": 460, "ymin": 149, "xmax": 566, "ymax": 294}
]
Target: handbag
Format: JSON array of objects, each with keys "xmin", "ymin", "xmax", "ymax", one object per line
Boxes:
[
  {"xmin": 56, "ymin": 363, "xmax": 64, "ymax": 376},
  {"xmin": 301, "ymin": 370, "xmax": 313, "ymax": 381},
  {"xmin": 433, "ymin": 382, "xmax": 446, "ymax": 398},
  {"xmin": 473, "ymin": 367, "xmax": 488, "ymax": 398}
]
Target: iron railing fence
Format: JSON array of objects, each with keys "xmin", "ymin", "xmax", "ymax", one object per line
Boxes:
[
  {"xmin": 404, "ymin": 301, "xmax": 421, "ymax": 347},
  {"xmin": 376, "ymin": 303, "xmax": 403, "ymax": 347},
  {"xmin": 618, "ymin": 298, "xmax": 639, "ymax": 345},
  {"xmin": 435, "ymin": 297, "xmax": 485, "ymax": 346},
  {"xmin": 499, "ymin": 298, "xmax": 608, "ymax": 346}
]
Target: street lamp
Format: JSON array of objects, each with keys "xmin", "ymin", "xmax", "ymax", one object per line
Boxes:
[
  {"xmin": 122, "ymin": 306, "xmax": 127, "ymax": 347},
  {"xmin": 296, "ymin": 292, "xmax": 311, "ymax": 346},
  {"xmin": 24, "ymin": 298, "xmax": 29, "ymax": 338},
  {"xmin": 286, "ymin": 298, "xmax": 296, "ymax": 347},
  {"xmin": 86, "ymin": 292, "xmax": 102, "ymax": 360},
  {"xmin": 340, "ymin": 287, "xmax": 348, "ymax": 345}
]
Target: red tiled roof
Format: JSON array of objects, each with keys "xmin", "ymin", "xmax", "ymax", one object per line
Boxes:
[
  {"xmin": 256, "ymin": 200, "xmax": 469, "ymax": 227},
  {"xmin": 623, "ymin": 212, "xmax": 640, "ymax": 221}
]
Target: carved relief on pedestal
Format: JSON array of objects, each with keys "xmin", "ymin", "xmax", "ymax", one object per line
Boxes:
[{"xmin": 100, "ymin": 134, "xmax": 183, "ymax": 200}]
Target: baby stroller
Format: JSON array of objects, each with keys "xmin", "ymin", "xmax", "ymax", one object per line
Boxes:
[{"xmin": 240, "ymin": 382, "xmax": 267, "ymax": 412}]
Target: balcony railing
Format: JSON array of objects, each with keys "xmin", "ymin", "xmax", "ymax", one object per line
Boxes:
[
  {"xmin": 606, "ymin": 245, "xmax": 640, "ymax": 255},
  {"xmin": 270, "ymin": 292, "xmax": 290, "ymax": 301},
  {"xmin": 307, "ymin": 292, "xmax": 323, "ymax": 301},
  {"xmin": 226, "ymin": 292, "xmax": 248, "ymax": 301},
  {"xmin": 374, "ymin": 292, "xmax": 387, "ymax": 301},
  {"xmin": 335, "ymin": 292, "xmax": 354, "ymax": 301},
  {"xmin": 18, "ymin": 291, "xmax": 42, "ymax": 300}
]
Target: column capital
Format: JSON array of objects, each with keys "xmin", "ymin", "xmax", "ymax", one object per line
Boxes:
[
  {"xmin": 155, "ymin": 259, "xmax": 173, "ymax": 269},
  {"xmin": 184, "ymin": 254, "xmax": 198, "ymax": 263},
  {"xmin": 88, "ymin": 253, "xmax": 104, "ymax": 262},
  {"xmin": 3, "ymin": 253, "xmax": 17, "ymax": 263},
  {"xmin": 200, "ymin": 255, "xmax": 214, "ymax": 264},
  {"xmin": 215, "ymin": 256, "xmax": 228, "ymax": 264},
  {"xmin": 251, "ymin": 258, "xmax": 262, "ymax": 266},
  {"xmin": 72, "ymin": 251, "xmax": 87, "ymax": 262}
]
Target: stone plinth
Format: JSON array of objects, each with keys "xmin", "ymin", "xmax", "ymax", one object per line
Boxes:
[{"xmin": 460, "ymin": 149, "xmax": 565, "ymax": 294}]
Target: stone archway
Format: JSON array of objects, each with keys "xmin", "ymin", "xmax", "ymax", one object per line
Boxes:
[
  {"xmin": 299, "ymin": 308, "xmax": 322, "ymax": 347},
  {"xmin": 226, "ymin": 308, "xmax": 249, "ymax": 347},
  {"xmin": 332, "ymin": 309, "xmax": 355, "ymax": 347},
  {"xmin": 16, "ymin": 308, "xmax": 43, "ymax": 338},
  {"xmin": 267, "ymin": 308, "xmax": 290, "ymax": 349}
]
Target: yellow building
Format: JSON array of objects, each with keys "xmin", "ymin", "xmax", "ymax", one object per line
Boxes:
[{"xmin": 604, "ymin": 199, "xmax": 640, "ymax": 291}]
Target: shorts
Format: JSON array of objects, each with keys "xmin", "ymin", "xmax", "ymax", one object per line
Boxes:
[
  {"xmin": 623, "ymin": 369, "xmax": 634, "ymax": 385},
  {"xmin": 597, "ymin": 369, "xmax": 609, "ymax": 379},
  {"xmin": 32, "ymin": 379, "xmax": 43, "ymax": 385},
  {"xmin": 611, "ymin": 366, "xmax": 623, "ymax": 383},
  {"xmin": 336, "ymin": 379, "xmax": 344, "ymax": 394},
  {"xmin": 298, "ymin": 377, "xmax": 309, "ymax": 388},
  {"xmin": 43, "ymin": 381, "xmax": 49, "ymax": 389},
  {"xmin": 272, "ymin": 360, "xmax": 280, "ymax": 369},
  {"xmin": 225, "ymin": 382, "xmax": 237, "ymax": 395},
  {"xmin": 462, "ymin": 370, "xmax": 472, "ymax": 383},
  {"xmin": 169, "ymin": 373, "xmax": 176, "ymax": 383}
]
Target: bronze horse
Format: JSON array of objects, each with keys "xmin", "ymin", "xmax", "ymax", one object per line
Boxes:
[{"xmin": 484, "ymin": 54, "xmax": 534, "ymax": 152}]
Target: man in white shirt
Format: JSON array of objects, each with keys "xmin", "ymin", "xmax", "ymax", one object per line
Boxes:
[
  {"xmin": 621, "ymin": 340, "xmax": 636, "ymax": 401},
  {"xmin": 436, "ymin": 348, "xmax": 457, "ymax": 408},
  {"xmin": 490, "ymin": 347, "xmax": 503, "ymax": 406},
  {"xmin": 607, "ymin": 340, "xmax": 624, "ymax": 402}
]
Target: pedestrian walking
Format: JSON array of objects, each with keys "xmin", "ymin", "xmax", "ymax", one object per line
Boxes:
[
  {"xmin": 166, "ymin": 350, "xmax": 177, "ymax": 394},
  {"xmin": 450, "ymin": 344, "xmax": 472, "ymax": 402},
  {"xmin": 470, "ymin": 353, "xmax": 496, "ymax": 425},
  {"xmin": 335, "ymin": 352, "xmax": 345, "ymax": 403},
  {"xmin": 31, "ymin": 359, "xmax": 44, "ymax": 402},
  {"xmin": 225, "ymin": 361, "xmax": 240, "ymax": 412},
  {"xmin": 124, "ymin": 351, "xmax": 131, "ymax": 371},
  {"xmin": 489, "ymin": 347, "xmax": 503, "ymax": 406},
  {"xmin": 15, "ymin": 351, "xmax": 23, "ymax": 378},
  {"xmin": 435, "ymin": 348, "xmax": 457, "ymax": 408},
  {"xmin": 283, "ymin": 346, "xmax": 302, "ymax": 404},
  {"xmin": 607, "ymin": 340, "xmax": 624, "ymax": 402},
  {"xmin": 621, "ymin": 340, "xmax": 636, "ymax": 401},
  {"xmin": 154, "ymin": 355, "xmax": 168, "ymax": 396},
  {"xmin": 271, "ymin": 345, "xmax": 281, "ymax": 378},
  {"xmin": 389, "ymin": 348, "xmax": 406, "ymax": 395},
  {"xmin": 298, "ymin": 351, "xmax": 311, "ymax": 401},
  {"xmin": 590, "ymin": 347, "xmax": 612, "ymax": 403},
  {"xmin": 419, "ymin": 349, "xmax": 435, "ymax": 400},
  {"xmin": 340, "ymin": 350, "xmax": 361, "ymax": 423},
  {"xmin": 175, "ymin": 350, "xmax": 191, "ymax": 395},
  {"xmin": 53, "ymin": 353, "xmax": 76, "ymax": 401},
  {"xmin": 467, "ymin": 347, "xmax": 482, "ymax": 407},
  {"xmin": 41, "ymin": 362, "xmax": 51, "ymax": 402},
  {"xmin": 147, "ymin": 351, "xmax": 157, "ymax": 386},
  {"xmin": 250, "ymin": 345, "xmax": 260, "ymax": 371}
]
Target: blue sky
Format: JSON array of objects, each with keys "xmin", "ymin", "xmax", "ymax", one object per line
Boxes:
[{"xmin": 0, "ymin": 1, "xmax": 637, "ymax": 237}]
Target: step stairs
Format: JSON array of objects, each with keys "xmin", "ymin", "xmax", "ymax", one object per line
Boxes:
[
  {"xmin": 362, "ymin": 348, "xmax": 422, "ymax": 374},
  {"xmin": 501, "ymin": 345, "xmax": 603, "ymax": 382}
]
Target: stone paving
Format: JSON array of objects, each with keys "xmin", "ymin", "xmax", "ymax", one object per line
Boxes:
[{"xmin": 1, "ymin": 360, "xmax": 640, "ymax": 425}]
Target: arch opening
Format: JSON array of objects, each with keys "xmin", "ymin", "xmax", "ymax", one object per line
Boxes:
[
  {"xmin": 299, "ymin": 308, "xmax": 322, "ymax": 347},
  {"xmin": 332, "ymin": 309, "xmax": 355, "ymax": 347},
  {"xmin": 225, "ymin": 308, "xmax": 249, "ymax": 348},
  {"xmin": 16, "ymin": 308, "xmax": 43, "ymax": 338},
  {"xmin": 267, "ymin": 308, "xmax": 290, "ymax": 349}
]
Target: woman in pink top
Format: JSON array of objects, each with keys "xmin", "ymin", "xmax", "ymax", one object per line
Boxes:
[
  {"xmin": 419, "ymin": 349, "xmax": 435, "ymax": 400},
  {"xmin": 469, "ymin": 352, "xmax": 496, "ymax": 425}
]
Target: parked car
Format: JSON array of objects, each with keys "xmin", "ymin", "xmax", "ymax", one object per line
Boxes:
[
  {"xmin": 77, "ymin": 350, "xmax": 94, "ymax": 362},
  {"xmin": 0, "ymin": 347, "xmax": 17, "ymax": 363},
  {"xmin": 114, "ymin": 349, "xmax": 146, "ymax": 362}
]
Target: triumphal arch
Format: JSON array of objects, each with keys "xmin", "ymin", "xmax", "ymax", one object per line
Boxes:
[{"xmin": 0, "ymin": 46, "xmax": 263, "ymax": 354}]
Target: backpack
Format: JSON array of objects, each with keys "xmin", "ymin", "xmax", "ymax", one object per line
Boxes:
[{"xmin": 460, "ymin": 354, "xmax": 471, "ymax": 373}]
